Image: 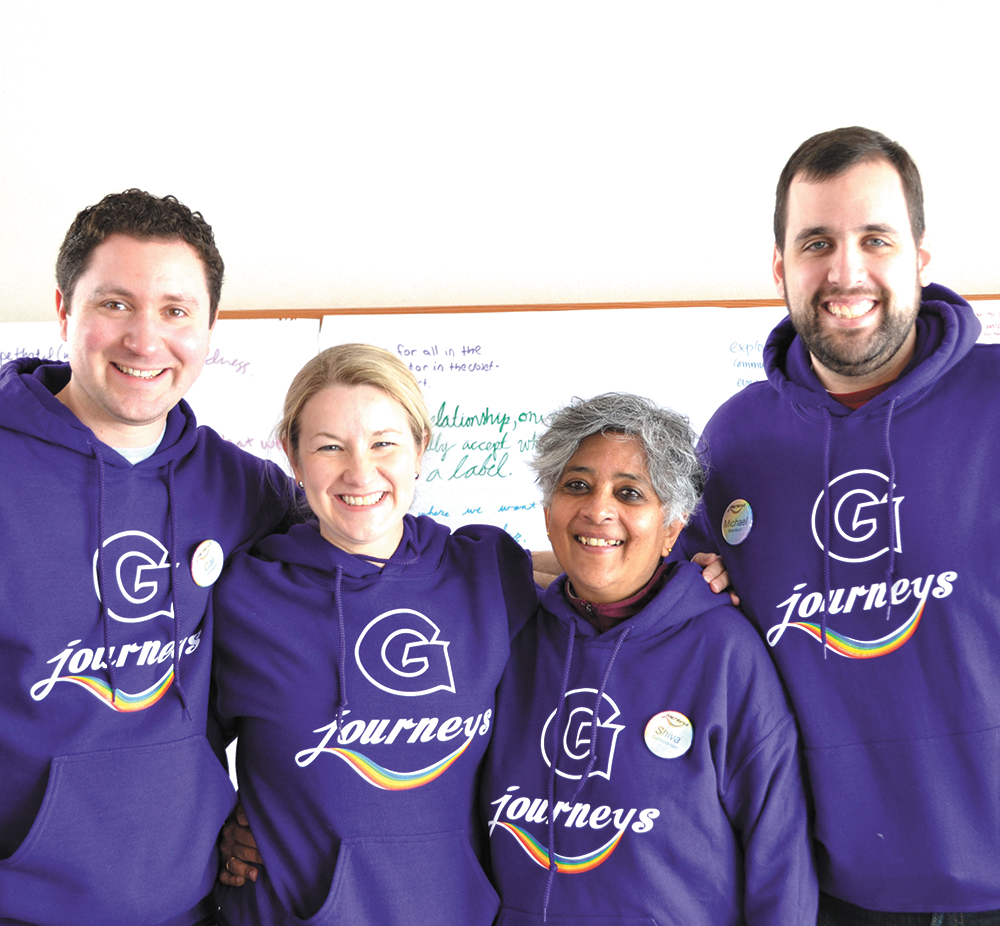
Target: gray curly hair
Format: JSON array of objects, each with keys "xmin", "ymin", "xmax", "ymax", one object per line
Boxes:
[{"xmin": 531, "ymin": 392, "xmax": 704, "ymax": 527}]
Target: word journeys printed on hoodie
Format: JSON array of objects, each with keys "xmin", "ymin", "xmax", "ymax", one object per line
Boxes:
[
  {"xmin": 294, "ymin": 608, "xmax": 492, "ymax": 790},
  {"xmin": 767, "ymin": 469, "xmax": 957, "ymax": 659},
  {"xmin": 30, "ymin": 530, "xmax": 202, "ymax": 711},
  {"xmin": 489, "ymin": 688, "xmax": 658, "ymax": 872}
]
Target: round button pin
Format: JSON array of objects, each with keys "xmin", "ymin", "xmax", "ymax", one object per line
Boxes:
[
  {"xmin": 721, "ymin": 499, "xmax": 753, "ymax": 546},
  {"xmin": 191, "ymin": 539, "xmax": 224, "ymax": 587},
  {"xmin": 644, "ymin": 710, "xmax": 693, "ymax": 759}
]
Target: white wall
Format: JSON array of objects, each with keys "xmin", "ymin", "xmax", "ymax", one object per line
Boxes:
[{"xmin": 1, "ymin": 0, "xmax": 996, "ymax": 323}]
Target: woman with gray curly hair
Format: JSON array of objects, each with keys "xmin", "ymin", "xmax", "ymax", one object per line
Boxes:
[
  {"xmin": 482, "ymin": 392, "xmax": 817, "ymax": 925},
  {"xmin": 533, "ymin": 391, "xmax": 704, "ymax": 530}
]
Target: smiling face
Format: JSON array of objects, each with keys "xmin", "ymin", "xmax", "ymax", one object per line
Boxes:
[
  {"xmin": 545, "ymin": 432, "xmax": 684, "ymax": 604},
  {"xmin": 774, "ymin": 158, "xmax": 932, "ymax": 393},
  {"xmin": 288, "ymin": 383, "xmax": 425, "ymax": 559},
  {"xmin": 56, "ymin": 233, "xmax": 214, "ymax": 447}
]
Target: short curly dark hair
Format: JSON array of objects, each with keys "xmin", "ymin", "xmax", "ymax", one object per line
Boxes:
[{"xmin": 56, "ymin": 189, "xmax": 224, "ymax": 323}]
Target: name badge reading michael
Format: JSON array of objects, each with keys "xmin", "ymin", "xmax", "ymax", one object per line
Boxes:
[
  {"xmin": 721, "ymin": 499, "xmax": 753, "ymax": 546},
  {"xmin": 191, "ymin": 539, "xmax": 224, "ymax": 587},
  {"xmin": 644, "ymin": 710, "xmax": 693, "ymax": 759}
]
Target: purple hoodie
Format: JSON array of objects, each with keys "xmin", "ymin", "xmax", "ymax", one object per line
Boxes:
[
  {"xmin": 679, "ymin": 285, "xmax": 1000, "ymax": 912},
  {"xmin": 482, "ymin": 561, "xmax": 817, "ymax": 925},
  {"xmin": 0, "ymin": 359, "xmax": 293, "ymax": 926},
  {"xmin": 212, "ymin": 515, "xmax": 538, "ymax": 926}
]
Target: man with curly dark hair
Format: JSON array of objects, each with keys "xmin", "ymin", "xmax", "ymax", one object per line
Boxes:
[{"xmin": 0, "ymin": 190, "xmax": 292, "ymax": 926}]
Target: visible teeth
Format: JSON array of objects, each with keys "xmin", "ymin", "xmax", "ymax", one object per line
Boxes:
[
  {"xmin": 826, "ymin": 300, "xmax": 875, "ymax": 319},
  {"xmin": 576, "ymin": 536, "xmax": 623, "ymax": 547},
  {"xmin": 341, "ymin": 493, "xmax": 386, "ymax": 507},
  {"xmin": 115, "ymin": 364, "xmax": 163, "ymax": 379}
]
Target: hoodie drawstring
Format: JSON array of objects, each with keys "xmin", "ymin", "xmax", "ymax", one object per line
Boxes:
[
  {"xmin": 542, "ymin": 621, "xmax": 632, "ymax": 921},
  {"xmin": 883, "ymin": 398, "xmax": 898, "ymax": 622},
  {"xmin": 167, "ymin": 462, "xmax": 192, "ymax": 719},
  {"xmin": 820, "ymin": 409, "xmax": 832, "ymax": 658},
  {"xmin": 90, "ymin": 441, "xmax": 118, "ymax": 704},
  {"xmin": 569, "ymin": 626, "xmax": 632, "ymax": 801},
  {"xmin": 820, "ymin": 397, "xmax": 899, "ymax": 654},
  {"xmin": 89, "ymin": 445, "xmax": 191, "ymax": 717},
  {"xmin": 542, "ymin": 622, "xmax": 576, "ymax": 922},
  {"xmin": 332, "ymin": 565, "xmax": 349, "ymax": 732},
  {"xmin": 330, "ymin": 549, "xmax": 420, "ymax": 734}
]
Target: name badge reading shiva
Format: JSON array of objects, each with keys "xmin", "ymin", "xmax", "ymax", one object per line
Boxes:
[
  {"xmin": 191, "ymin": 539, "xmax": 224, "ymax": 587},
  {"xmin": 644, "ymin": 711, "xmax": 693, "ymax": 759}
]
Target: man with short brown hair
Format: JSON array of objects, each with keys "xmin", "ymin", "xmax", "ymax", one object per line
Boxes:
[
  {"xmin": 681, "ymin": 127, "xmax": 1000, "ymax": 924},
  {"xmin": 0, "ymin": 190, "xmax": 292, "ymax": 926}
]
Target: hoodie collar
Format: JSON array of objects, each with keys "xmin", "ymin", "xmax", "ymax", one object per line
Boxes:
[
  {"xmin": 764, "ymin": 284, "xmax": 980, "ymax": 419},
  {"xmin": 541, "ymin": 560, "xmax": 724, "ymax": 643},
  {"xmin": 3, "ymin": 358, "xmax": 199, "ymax": 467},
  {"xmin": 565, "ymin": 560, "xmax": 674, "ymax": 632},
  {"xmin": 254, "ymin": 514, "xmax": 439, "ymax": 584}
]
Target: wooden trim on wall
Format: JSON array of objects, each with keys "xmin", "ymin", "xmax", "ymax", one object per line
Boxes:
[{"xmin": 217, "ymin": 294, "xmax": 1000, "ymax": 321}]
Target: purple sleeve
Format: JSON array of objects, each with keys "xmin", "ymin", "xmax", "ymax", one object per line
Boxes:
[
  {"xmin": 496, "ymin": 532, "xmax": 540, "ymax": 641},
  {"xmin": 723, "ymin": 713, "xmax": 818, "ymax": 924}
]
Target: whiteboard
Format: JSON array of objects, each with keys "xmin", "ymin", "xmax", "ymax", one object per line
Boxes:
[
  {"xmin": 13, "ymin": 300, "xmax": 996, "ymax": 550},
  {"xmin": 320, "ymin": 306, "xmax": 786, "ymax": 547},
  {"xmin": 0, "ymin": 322, "xmax": 69, "ymax": 367},
  {"xmin": 0, "ymin": 318, "xmax": 320, "ymax": 473},
  {"xmin": 972, "ymin": 301, "xmax": 1000, "ymax": 343},
  {"xmin": 184, "ymin": 318, "xmax": 320, "ymax": 469}
]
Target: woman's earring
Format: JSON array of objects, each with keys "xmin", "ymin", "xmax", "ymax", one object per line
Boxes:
[{"xmin": 297, "ymin": 480, "xmax": 304, "ymax": 488}]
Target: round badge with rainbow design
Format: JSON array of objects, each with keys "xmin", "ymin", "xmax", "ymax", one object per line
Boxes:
[
  {"xmin": 644, "ymin": 710, "xmax": 693, "ymax": 759},
  {"xmin": 721, "ymin": 499, "xmax": 753, "ymax": 546},
  {"xmin": 191, "ymin": 539, "xmax": 224, "ymax": 587}
]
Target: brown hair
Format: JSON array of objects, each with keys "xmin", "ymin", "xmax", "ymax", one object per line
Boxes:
[
  {"xmin": 774, "ymin": 126, "xmax": 925, "ymax": 252},
  {"xmin": 56, "ymin": 189, "xmax": 224, "ymax": 323}
]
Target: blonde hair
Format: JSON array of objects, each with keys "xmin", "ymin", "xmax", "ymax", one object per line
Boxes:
[{"xmin": 278, "ymin": 343, "xmax": 432, "ymax": 463}]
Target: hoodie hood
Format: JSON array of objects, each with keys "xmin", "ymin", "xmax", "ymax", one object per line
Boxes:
[
  {"xmin": 0, "ymin": 357, "xmax": 200, "ymax": 466},
  {"xmin": 541, "ymin": 560, "xmax": 723, "ymax": 644},
  {"xmin": 763, "ymin": 283, "xmax": 980, "ymax": 420},
  {"xmin": 254, "ymin": 513, "xmax": 452, "ymax": 583}
]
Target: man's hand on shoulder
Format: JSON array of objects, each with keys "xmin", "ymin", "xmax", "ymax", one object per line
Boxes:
[{"xmin": 691, "ymin": 552, "xmax": 740, "ymax": 606}]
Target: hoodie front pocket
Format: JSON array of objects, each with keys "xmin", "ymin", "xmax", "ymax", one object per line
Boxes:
[
  {"xmin": 495, "ymin": 911, "xmax": 658, "ymax": 926},
  {"xmin": 287, "ymin": 829, "xmax": 499, "ymax": 926},
  {"xmin": 0, "ymin": 734, "xmax": 236, "ymax": 926}
]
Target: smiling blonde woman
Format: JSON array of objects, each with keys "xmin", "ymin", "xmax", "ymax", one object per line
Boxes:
[{"xmin": 211, "ymin": 343, "xmax": 538, "ymax": 926}]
